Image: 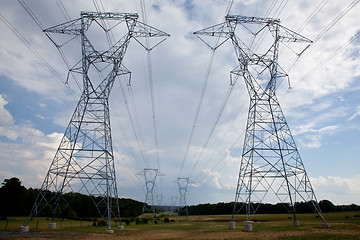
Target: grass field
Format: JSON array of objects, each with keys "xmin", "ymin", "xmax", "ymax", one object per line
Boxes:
[{"xmin": 0, "ymin": 212, "xmax": 359, "ymax": 239}]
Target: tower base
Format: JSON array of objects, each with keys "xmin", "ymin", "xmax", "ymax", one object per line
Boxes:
[
  {"xmin": 244, "ymin": 223, "xmax": 252, "ymax": 232},
  {"xmin": 322, "ymin": 223, "xmax": 330, "ymax": 228},
  {"xmin": 228, "ymin": 220, "xmax": 235, "ymax": 229},
  {"xmin": 48, "ymin": 222, "xmax": 56, "ymax": 230},
  {"xmin": 19, "ymin": 226, "xmax": 29, "ymax": 232},
  {"xmin": 106, "ymin": 229, "xmax": 114, "ymax": 234},
  {"xmin": 293, "ymin": 220, "xmax": 300, "ymax": 226}
]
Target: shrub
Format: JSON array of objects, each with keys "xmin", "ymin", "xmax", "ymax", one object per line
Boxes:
[{"xmin": 121, "ymin": 218, "xmax": 130, "ymax": 225}]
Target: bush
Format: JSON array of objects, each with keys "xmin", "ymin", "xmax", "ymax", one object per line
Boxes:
[
  {"xmin": 121, "ymin": 218, "xmax": 130, "ymax": 225},
  {"xmin": 142, "ymin": 218, "xmax": 149, "ymax": 224},
  {"xmin": 134, "ymin": 218, "xmax": 150, "ymax": 224},
  {"xmin": 93, "ymin": 219, "xmax": 107, "ymax": 226},
  {"xmin": 164, "ymin": 218, "xmax": 170, "ymax": 223}
]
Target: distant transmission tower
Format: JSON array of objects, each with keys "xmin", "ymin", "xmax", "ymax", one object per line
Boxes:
[
  {"xmin": 21, "ymin": 12, "xmax": 169, "ymax": 233},
  {"xmin": 176, "ymin": 177, "xmax": 189, "ymax": 216},
  {"xmin": 170, "ymin": 196, "xmax": 178, "ymax": 215},
  {"xmin": 138, "ymin": 168, "xmax": 164, "ymax": 218},
  {"xmin": 195, "ymin": 15, "xmax": 329, "ymax": 231}
]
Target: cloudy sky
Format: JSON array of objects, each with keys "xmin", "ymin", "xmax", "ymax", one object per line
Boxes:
[{"xmin": 0, "ymin": 0, "xmax": 359, "ymax": 206}]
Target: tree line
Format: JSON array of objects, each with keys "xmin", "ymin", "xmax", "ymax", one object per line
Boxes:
[
  {"xmin": 1, "ymin": 177, "xmax": 359, "ymax": 219},
  {"xmin": 186, "ymin": 200, "xmax": 360, "ymax": 216},
  {"xmin": 0, "ymin": 177, "xmax": 144, "ymax": 219},
  {"xmin": 187, "ymin": 200, "xmax": 360, "ymax": 215}
]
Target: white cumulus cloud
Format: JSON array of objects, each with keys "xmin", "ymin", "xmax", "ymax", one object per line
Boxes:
[
  {"xmin": 310, "ymin": 175, "xmax": 360, "ymax": 204},
  {"xmin": 0, "ymin": 94, "xmax": 13, "ymax": 125}
]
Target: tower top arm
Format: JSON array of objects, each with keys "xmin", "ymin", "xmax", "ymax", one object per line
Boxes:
[
  {"xmin": 225, "ymin": 15, "xmax": 312, "ymax": 43},
  {"xmin": 44, "ymin": 11, "xmax": 169, "ymax": 38},
  {"xmin": 44, "ymin": 12, "xmax": 138, "ymax": 35},
  {"xmin": 225, "ymin": 15, "xmax": 280, "ymax": 25},
  {"xmin": 194, "ymin": 15, "xmax": 312, "ymax": 44}
]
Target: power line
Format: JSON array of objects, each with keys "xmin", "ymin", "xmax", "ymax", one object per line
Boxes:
[
  {"xmin": 118, "ymin": 79, "xmax": 149, "ymax": 168},
  {"xmin": 178, "ymin": 0, "xmax": 234, "ymax": 178},
  {"xmin": 303, "ymin": 32, "xmax": 360, "ymax": 80},
  {"xmin": 194, "ymin": 127, "xmax": 245, "ymax": 186},
  {"xmin": 17, "ymin": 0, "xmax": 82, "ymax": 92},
  {"xmin": 113, "ymin": 145, "xmax": 143, "ymax": 190},
  {"xmin": 140, "ymin": 0, "xmax": 161, "ymax": 172},
  {"xmin": 92, "ymin": 0, "xmax": 115, "ymax": 46},
  {"xmin": 286, "ymin": 0, "xmax": 359, "ymax": 75},
  {"xmin": 178, "ymin": 49, "xmax": 216, "ymax": 177},
  {"xmin": 313, "ymin": 0, "xmax": 359, "ymax": 43},
  {"xmin": 281, "ymin": 0, "xmax": 328, "ymax": 74},
  {"xmin": 252, "ymin": 0, "xmax": 289, "ymax": 51},
  {"xmin": 109, "ymin": 94, "xmax": 144, "ymax": 171},
  {"xmin": 17, "ymin": 0, "xmax": 45, "ymax": 29},
  {"xmin": 272, "ymin": 0, "xmax": 289, "ymax": 19},
  {"xmin": 0, "ymin": 11, "xmax": 79, "ymax": 100},
  {"xmin": 55, "ymin": 0, "xmax": 71, "ymax": 21},
  {"xmin": 188, "ymin": 82, "xmax": 236, "ymax": 178},
  {"xmin": 192, "ymin": 84, "xmax": 248, "ymax": 184},
  {"xmin": 296, "ymin": 0, "xmax": 329, "ymax": 33}
]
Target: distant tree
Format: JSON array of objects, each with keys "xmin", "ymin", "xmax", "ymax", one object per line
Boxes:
[
  {"xmin": 0, "ymin": 177, "xmax": 27, "ymax": 217},
  {"xmin": 319, "ymin": 200, "xmax": 335, "ymax": 213}
]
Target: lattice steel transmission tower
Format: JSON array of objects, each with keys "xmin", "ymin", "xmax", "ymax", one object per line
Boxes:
[
  {"xmin": 170, "ymin": 196, "xmax": 178, "ymax": 215},
  {"xmin": 195, "ymin": 15, "xmax": 329, "ymax": 230},
  {"xmin": 176, "ymin": 177, "xmax": 189, "ymax": 216},
  {"xmin": 22, "ymin": 12, "xmax": 169, "ymax": 232},
  {"xmin": 138, "ymin": 168, "xmax": 164, "ymax": 218}
]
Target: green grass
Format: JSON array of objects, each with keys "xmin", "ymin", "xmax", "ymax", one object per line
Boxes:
[{"xmin": 0, "ymin": 212, "xmax": 359, "ymax": 239}]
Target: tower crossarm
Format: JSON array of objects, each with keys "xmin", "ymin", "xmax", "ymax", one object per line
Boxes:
[
  {"xmin": 43, "ymin": 12, "xmax": 139, "ymax": 35},
  {"xmin": 225, "ymin": 15, "xmax": 280, "ymax": 25},
  {"xmin": 193, "ymin": 22, "xmax": 230, "ymax": 38},
  {"xmin": 225, "ymin": 15, "xmax": 312, "ymax": 43},
  {"xmin": 131, "ymin": 21, "xmax": 170, "ymax": 38}
]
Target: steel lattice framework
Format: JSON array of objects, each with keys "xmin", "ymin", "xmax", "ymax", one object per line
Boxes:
[
  {"xmin": 195, "ymin": 15, "xmax": 328, "ymax": 229},
  {"xmin": 24, "ymin": 12, "xmax": 169, "ymax": 231},
  {"xmin": 138, "ymin": 168, "xmax": 164, "ymax": 218},
  {"xmin": 176, "ymin": 177, "xmax": 189, "ymax": 216}
]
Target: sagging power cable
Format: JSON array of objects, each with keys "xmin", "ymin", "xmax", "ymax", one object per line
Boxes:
[{"xmin": 178, "ymin": 0, "xmax": 234, "ymax": 178}]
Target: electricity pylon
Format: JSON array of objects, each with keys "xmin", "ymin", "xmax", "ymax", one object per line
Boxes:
[
  {"xmin": 176, "ymin": 177, "xmax": 189, "ymax": 216},
  {"xmin": 138, "ymin": 168, "xmax": 164, "ymax": 218},
  {"xmin": 22, "ymin": 12, "xmax": 169, "ymax": 232},
  {"xmin": 170, "ymin": 196, "xmax": 178, "ymax": 215},
  {"xmin": 195, "ymin": 15, "xmax": 329, "ymax": 230}
]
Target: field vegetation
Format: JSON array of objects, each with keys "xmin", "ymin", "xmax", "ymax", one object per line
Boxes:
[
  {"xmin": 0, "ymin": 212, "xmax": 360, "ymax": 239},
  {"xmin": 1, "ymin": 178, "xmax": 360, "ymax": 239}
]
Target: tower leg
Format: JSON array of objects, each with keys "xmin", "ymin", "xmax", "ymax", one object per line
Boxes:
[
  {"xmin": 232, "ymin": 92, "xmax": 326, "ymax": 227},
  {"xmin": 322, "ymin": 223, "xmax": 330, "ymax": 228},
  {"xmin": 228, "ymin": 220, "xmax": 235, "ymax": 229},
  {"xmin": 48, "ymin": 222, "xmax": 56, "ymax": 230},
  {"xmin": 19, "ymin": 226, "xmax": 29, "ymax": 232},
  {"xmin": 244, "ymin": 222, "xmax": 252, "ymax": 232}
]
